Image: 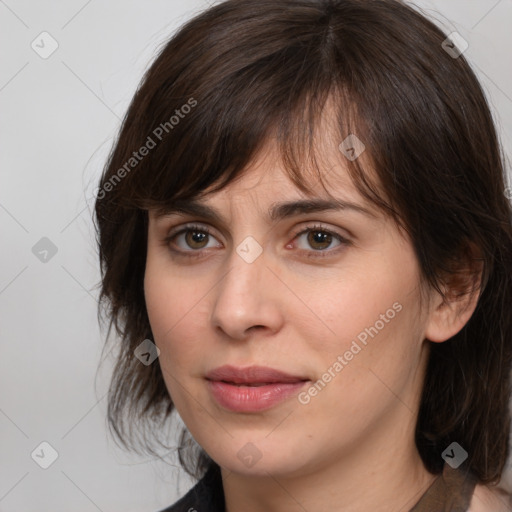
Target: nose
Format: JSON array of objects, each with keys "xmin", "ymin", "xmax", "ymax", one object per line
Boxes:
[{"xmin": 210, "ymin": 246, "xmax": 284, "ymax": 341}]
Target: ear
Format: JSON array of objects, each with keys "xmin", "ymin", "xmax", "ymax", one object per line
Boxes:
[{"xmin": 424, "ymin": 242, "xmax": 484, "ymax": 343}]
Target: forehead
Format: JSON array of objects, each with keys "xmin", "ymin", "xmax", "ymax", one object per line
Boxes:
[
  {"xmin": 201, "ymin": 135, "xmax": 366, "ymax": 202},
  {"xmin": 149, "ymin": 139, "xmax": 381, "ymax": 225}
]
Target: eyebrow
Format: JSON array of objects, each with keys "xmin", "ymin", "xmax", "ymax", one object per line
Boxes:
[{"xmin": 155, "ymin": 197, "xmax": 377, "ymax": 223}]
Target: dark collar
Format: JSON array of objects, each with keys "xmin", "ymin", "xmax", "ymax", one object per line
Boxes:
[
  {"xmin": 159, "ymin": 463, "xmax": 477, "ymax": 512},
  {"xmin": 159, "ymin": 464, "xmax": 224, "ymax": 512},
  {"xmin": 410, "ymin": 462, "xmax": 477, "ymax": 511}
]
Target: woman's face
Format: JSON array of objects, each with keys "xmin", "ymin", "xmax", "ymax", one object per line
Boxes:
[{"xmin": 144, "ymin": 142, "xmax": 435, "ymax": 478}]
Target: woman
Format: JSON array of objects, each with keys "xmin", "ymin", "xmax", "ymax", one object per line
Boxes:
[{"xmin": 94, "ymin": 0, "xmax": 512, "ymax": 510}]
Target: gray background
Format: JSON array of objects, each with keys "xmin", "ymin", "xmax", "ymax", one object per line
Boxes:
[{"xmin": 1, "ymin": 1, "xmax": 511, "ymax": 510}]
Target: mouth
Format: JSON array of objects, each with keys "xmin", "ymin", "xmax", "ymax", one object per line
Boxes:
[
  {"xmin": 218, "ymin": 382, "xmax": 283, "ymax": 387},
  {"xmin": 205, "ymin": 365, "xmax": 310, "ymax": 412},
  {"xmin": 205, "ymin": 364, "xmax": 309, "ymax": 385}
]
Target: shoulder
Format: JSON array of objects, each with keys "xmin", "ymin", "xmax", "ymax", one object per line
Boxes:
[{"xmin": 468, "ymin": 483, "xmax": 512, "ymax": 512}]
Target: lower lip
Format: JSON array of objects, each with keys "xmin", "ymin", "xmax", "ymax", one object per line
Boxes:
[{"xmin": 207, "ymin": 380, "xmax": 309, "ymax": 412}]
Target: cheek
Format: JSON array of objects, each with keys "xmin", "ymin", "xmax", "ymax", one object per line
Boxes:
[
  {"xmin": 144, "ymin": 265, "xmax": 207, "ymax": 412},
  {"xmin": 299, "ymin": 249, "xmax": 425, "ymax": 411},
  {"xmin": 308, "ymin": 255, "xmax": 420, "ymax": 353},
  {"xmin": 144, "ymin": 257, "xmax": 212, "ymax": 371},
  {"xmin": 307, "ymin": 265, "xmax": 424, "ymax": 414}
]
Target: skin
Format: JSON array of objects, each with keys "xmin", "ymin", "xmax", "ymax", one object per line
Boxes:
[
  {"xmin": 144, "ymin": 137, "xmax": 484, "ymax": 511},
  {"xmin": 470, "ymin": 486, "xmax": 511, "ymax": 512}
]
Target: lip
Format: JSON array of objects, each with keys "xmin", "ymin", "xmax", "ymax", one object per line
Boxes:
[
  {"xmin": 206, "ymin": 365, "xmax": 308, "ymax": 384},
  {"xmin": 205, "ymin": 365, "xmax": 310, "ymax": 412}
]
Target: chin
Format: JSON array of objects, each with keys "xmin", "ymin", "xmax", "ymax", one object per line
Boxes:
[{"xmin": 206, "ymin": 438, "xmax": 312, "ymax": 478}]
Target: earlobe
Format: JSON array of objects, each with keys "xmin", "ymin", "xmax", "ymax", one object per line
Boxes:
[{"xmin": 424, "ymin": 245, "xmax": 484, "ymax": 343}]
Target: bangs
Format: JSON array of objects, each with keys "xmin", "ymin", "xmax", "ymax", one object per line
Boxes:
[
  {"xmin": 138, "ymin": 87, "xmax": 392, "ymax": 222},
  {"xmin": 103, "ymin": 4, "xmax": 397, "ymax": 225}
]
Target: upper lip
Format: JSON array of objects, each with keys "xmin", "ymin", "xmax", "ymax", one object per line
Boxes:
[{"xmin": 206, "ymin": 365, "xmax": 309, "ymax": 384}]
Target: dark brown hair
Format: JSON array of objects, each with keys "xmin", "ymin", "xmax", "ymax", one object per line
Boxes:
[{"xmin": 94, "ymin": 0, "xmax": 512, "ymax": 485}]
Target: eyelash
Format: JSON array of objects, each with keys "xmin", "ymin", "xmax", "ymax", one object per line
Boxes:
[{"xmin": 163, "ymin": 223, "xmax": 350, "ymax": 260}]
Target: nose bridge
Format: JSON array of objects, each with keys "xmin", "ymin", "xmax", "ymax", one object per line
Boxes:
[
  {"xmin": 225, "ymin": 250, "xmax": 262, "ymax": 299},
  {"xmin": 210, "ymin": 240, "xmax": 281, "ymax": 339}
]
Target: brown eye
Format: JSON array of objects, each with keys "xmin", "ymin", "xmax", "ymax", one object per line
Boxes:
[
  {"xmin": 291, "ymin": 224, "xmax": 350, "ymax": 259},
  {"xmin": 307, "ymin": 230, "xmax": 334, "ymax": 250},
  {"xmin": 184, "ymin": 229, "xmax": 209, "ymax": 249},
  {"xmin": 165, "ymin": 224, "xmax": 222, "ymax": 254}
]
